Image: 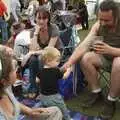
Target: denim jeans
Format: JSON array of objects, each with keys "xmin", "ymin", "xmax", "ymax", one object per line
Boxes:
[
  {"xmin": 27, "ymin": 55, "xmax": 43, "ymax": 93},
  {"xmin": 39, "ymin": 93, "xmax": 71, "ymax": 120},
  {"xmin": 0, "ymin": 17, "xmax": 8, "ymax": 44}
]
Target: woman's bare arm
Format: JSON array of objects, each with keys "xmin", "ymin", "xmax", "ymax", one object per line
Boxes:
[{"xmin": 48, "ymin": 36, "xmax": 58, "ymax": 47}]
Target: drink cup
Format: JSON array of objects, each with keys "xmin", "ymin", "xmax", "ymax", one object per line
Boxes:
[
  {"xmin": 90, "ymin": 36, "xmax": 104, "ymax": 51},
  {"xmin": 93, "ymin": 36, "xmax": 104, "ymax": 45}
]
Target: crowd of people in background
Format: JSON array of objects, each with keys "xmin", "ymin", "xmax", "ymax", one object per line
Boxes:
[
  {"xmin": 0, "ymin": 0, "xmax": 74, "ymax": 119},
  {"xmin": 0, "ymin": 0, "xmax": 89, "ymax": 44},
  {"xmin": 1, "ymin": 0, "xmax": 120, "ymax": 120}
]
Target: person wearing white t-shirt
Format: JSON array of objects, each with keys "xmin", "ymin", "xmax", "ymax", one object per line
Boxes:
[
  {"xmin": 13, "ymin": 20, "xmax": 33, "ymax": 59},
  {"xmin": 14, "ymin": 29, "xmax": 31, "ymax": 59}
]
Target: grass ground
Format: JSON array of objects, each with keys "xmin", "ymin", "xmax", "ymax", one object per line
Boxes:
[{"xmin": 65, "ymin": 20, "xmax": 120, "ymax": 120}]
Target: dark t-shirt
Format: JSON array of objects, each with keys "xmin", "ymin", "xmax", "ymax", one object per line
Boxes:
[
  {"xmin": 37, "ymin": 67, "xmax": 63, "ymax": 95},
  {"xmin": 78, "ymin": 2, "xmax": 88, "ymax": 17},
  {"xmin": 37, "ymin": 23, "xmax": 61, "ymax": 49}
]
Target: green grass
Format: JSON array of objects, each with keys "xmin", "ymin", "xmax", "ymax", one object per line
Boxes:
[
  {"xmin": 65, "ymin": 19, "xmax": 120, "ymax": 120},
  {"xmin": 66, "ymin": 90, "xmax": 120, "ymax": 120},
  {"xmin": 78, "ymin": 19, "xmax": 96, "ymax": 41}
]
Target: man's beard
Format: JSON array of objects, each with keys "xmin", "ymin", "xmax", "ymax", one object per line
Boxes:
[{"xmin": 102, "ymin": 24, "xmax": 114, "ymax": 30}]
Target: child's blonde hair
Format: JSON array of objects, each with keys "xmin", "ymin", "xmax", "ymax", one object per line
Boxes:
[{"xmin": 42, "ymin": 47, "xmax": 61, "ymax": 64}]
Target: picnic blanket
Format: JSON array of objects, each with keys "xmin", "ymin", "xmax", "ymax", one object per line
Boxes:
[{"xmin": 18, "ymin": 98, "xmax": 102, "ymax": 120}]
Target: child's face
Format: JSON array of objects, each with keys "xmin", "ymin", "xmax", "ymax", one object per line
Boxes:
[{"xmin": 47, "ymin": 56, "xmax": 60, "ymax": 68}]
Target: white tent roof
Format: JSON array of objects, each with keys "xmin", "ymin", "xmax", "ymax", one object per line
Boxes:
[
  {"xmin": 86, "ymin": 0, "xmax": 120, "ymax": 20},
  {"xmin": 114, "ymin": 0, "xmax": 120, "ymax": 2},
  {"xmin": 86, "ymin": 0, "xmax": 120, "ymax": 3}
]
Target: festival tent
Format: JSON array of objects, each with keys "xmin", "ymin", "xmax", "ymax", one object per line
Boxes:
[
  {"xmin": 85, "ymin": 0, "xmax": 104, "ymax": 19},
  {"xmin": 86, "ymin": 0, "xmax": 120, "ymax": 20}
]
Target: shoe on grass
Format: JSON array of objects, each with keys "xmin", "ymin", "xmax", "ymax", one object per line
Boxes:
[
  {"xmin": 99, "ymin": 99, "xmax": 116, "ymax": 120},
  {"xmin": 81, "ymin": 92, "xmax": 103, "ymax": 108}
]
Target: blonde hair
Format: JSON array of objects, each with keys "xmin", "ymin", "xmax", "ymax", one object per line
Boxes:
[{"xmin": 42, "ymin": 47, "xmax": 61, "ymax": 64}]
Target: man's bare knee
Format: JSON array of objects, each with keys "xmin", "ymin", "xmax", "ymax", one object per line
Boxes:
[
  {"xmin": 80, "ymin": 52, "xmax": 102, "ymax": 68},
  {"xmin": 112, "ymin": 57, "xmax": 120, "ymax": 72},
  {"xmin": 81, "ymin": 52, "xmax": 96, "ymax": 65}
]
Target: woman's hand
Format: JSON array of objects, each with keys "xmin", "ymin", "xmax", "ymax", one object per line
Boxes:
[
  {"xmin": 34, "ymin": 25, "xmax": 40, "ymax": 34},
  {"xmin": 93, "ymin": 42, "xmax": 113, "ymax": 55},
  {"xmin": 31, "ymin": 108, "xmax": 49, "ymax": 116}
]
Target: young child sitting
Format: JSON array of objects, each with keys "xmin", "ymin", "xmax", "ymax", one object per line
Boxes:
[{"xmin": 37, "ymin": 47, "xmax": 72, "ymax": 120}]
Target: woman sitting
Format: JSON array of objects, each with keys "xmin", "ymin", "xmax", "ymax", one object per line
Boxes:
[
  {"xmin": 21, "ymin": 6, "xmax": 62, "ymax": 97},
  {"xmin": 0, "ymin": 45, "xmax": 63, "ymax": 120}
]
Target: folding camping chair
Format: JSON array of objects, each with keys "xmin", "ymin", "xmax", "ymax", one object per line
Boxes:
[
  {"xmin": 51, "ymin": 10, "xmax": 85, "ymax": 98},
  {"xmin": 59, "ymin": 26, "xmax": 84, "ymax": 96},
  {"xmin": 52, "ymin": 10, "xmax": 80, "ymax": 64},
  {"xmin": 99, "ymin": 69, "xmax": 111, "ymax": 94},
  {"xmin": 59, "ymin": 26, "xmax": 78, "ymax": 64},
  {"xmin": 99, "ymin": 68, "xmax": 120, "ymax": 102},
  {"xmin": 58, "ymin": 26, "xmax": 81, "ymax": 98}
]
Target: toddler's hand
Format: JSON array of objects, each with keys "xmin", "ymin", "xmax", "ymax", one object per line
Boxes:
[{"xmin": 63, "ymin": 67, "xmax": 72, "ymax": 79}]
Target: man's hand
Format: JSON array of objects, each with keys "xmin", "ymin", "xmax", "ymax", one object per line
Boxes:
[
  {"xmin": 93, "ymin": 42, "xmax": 113, "ymax": 55},
  {"xmin": 63, "ymin": 67, "xmax": 72, "ymax": 79},
  {"xmin": 31, "ymin": 108, "xmax": 49, "ymax": 117},
  {"xmin": 61, "ymin": 61, "xmax": 71, "ymax": 72}
]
